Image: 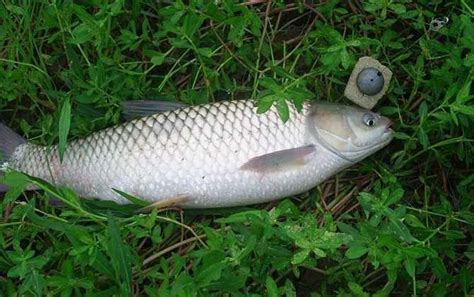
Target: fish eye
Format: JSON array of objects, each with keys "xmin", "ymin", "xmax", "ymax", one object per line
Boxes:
[{"xmin": 363, "ymin": 113, "xmax": 377, "ymax": 127}]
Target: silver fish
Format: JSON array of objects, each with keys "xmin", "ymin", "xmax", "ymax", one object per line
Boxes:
[{"xmin": 0, "ymin": 100, "xmax": 393, "ymax": 208}]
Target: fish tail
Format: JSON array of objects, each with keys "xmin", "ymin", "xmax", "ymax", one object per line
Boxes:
[{"xmin": 0, "ymin": 122, "xmax": 26, "ymax": 192}]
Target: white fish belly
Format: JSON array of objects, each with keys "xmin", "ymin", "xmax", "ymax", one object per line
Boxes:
[{"xmin": 164, "ymin": 144, "xmax": 346, "ymax": 208}]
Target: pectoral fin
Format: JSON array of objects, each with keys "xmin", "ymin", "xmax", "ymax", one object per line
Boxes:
[
  {"xmin": 122, "ymin": 100, "xmax": 188, "ymax": 120},
  {"xmin": 240, "ymin": 145, "xmax": 316, "ymax": 174}
]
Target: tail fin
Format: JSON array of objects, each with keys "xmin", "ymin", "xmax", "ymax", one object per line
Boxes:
[{"xmin": 0, "ymin": 123, "xmax": 26, "ymax": 192}]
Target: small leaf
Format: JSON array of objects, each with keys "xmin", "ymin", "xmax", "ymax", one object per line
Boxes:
[
  {"xmin": 257, "ymin": 94, "xmax": 276, "ymax": 114},
  {"xmin": 4, "ymin": 185, "xmax": 25, "ymax": 204},
  {"xmin": 195, "ymin": 261, "xmax": 226, "ymax": 285},
  {"xmin": 458, "ymin": 266, "xmax": 470, "ymax": 295},
  {"xmin": 348, "ymin": 282, "xmax": 369, "ymax": 297},
  {"xmin": 276, "ymin": 98, "xmax": 290, "ymax": 122},
  {"xmin": 266, "ymin": 276, "xmax": 279, "ymax": 297},
  {"xmin": 418, "ymin": 101, "xmax": 428, "ymax": 121},
  {"xmin": 312, "ymin": 247, "xmax": 326, "ymax": 257},
  {"xmin": 346, "ymin": 246, "xmax": 368, "ymax": 259},
  {"xmin": 341, "ymin": 49, "xmax": 351, "ymax": 69},
  {"xmin": 384, "ymin": 187, "xmax": 404, "ymax": 206},
  {"xmin": 417, "ymin": 128, "xmax": 429, "ymax": 149},
  {"xmin": 453, "ymin": 104, "xmax": 474, "ymax": 116},
  {"xmin": 431, "ymin": 258, "xmax": 448, "ymax": 279},
  {"xmin": 390, "ymin": 3, "xmax": 406, "ymax": 14},
  {"xmin": 70, "ymin": 24, "xmax": 94, "ymax": 44},
  {"xmin": 393, "ymin": 132, "xmax": 412, "ymax": 140},
  {"xmin": 182, "ymin": 13, "xmax": 204, "ymax": 37},
  {"xmin": 455, "ymin": 81, "xmax": 472, "ymax": 104},
  {"xmin": 6, "ymin": 4, "xmax": 25, "ymax": 15},
  {"xmin": 292, "ymin": 249, "xmax": 310, "ymax": 265},
  {"xmin": 25, "ymin": 270, "xmax": 45, "ymax": 296},
  {"xmin": 58, "ymin": 97, "xmax": 71, "ymax": 162},
  {"xmin": 260, "ymin": 77, "xmax": 282, "ymax": 94},
  {"xmin": 404, "ymin": 214, "xmax": 425, "ymax": 228},
  {"xmin": 389, "ymin": 219, "xmax": 416, "ymax": 243},
  {"xmin": 404, "ymin": 257, "xmax": 416, "ymax": 277},
  {"xmin": 151, "ymin": 54, "xmax": 165, "ymax": 66},
  {"xmin": 197, "ymin": 47, "xmax": 213, "ymax": 57}
]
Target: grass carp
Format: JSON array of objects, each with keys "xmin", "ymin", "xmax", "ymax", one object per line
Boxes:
[{"xmin": 0, "ymin": 100, "xmax": 393, "ymax": 208}]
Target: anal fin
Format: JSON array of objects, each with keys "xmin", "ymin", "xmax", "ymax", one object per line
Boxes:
[{"xmin": 136, "ymin": 194, "xmax": 190, "ymax": 213}]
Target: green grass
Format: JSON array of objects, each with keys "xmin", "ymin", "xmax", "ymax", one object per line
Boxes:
[{"xmin": 0, "ymin": 1, "xmax": 473, "ymax": 296}]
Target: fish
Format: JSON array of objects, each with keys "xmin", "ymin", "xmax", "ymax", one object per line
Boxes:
[{"xmin": 0, "ymin": 100, "xmax": 393, "ymax": 208}]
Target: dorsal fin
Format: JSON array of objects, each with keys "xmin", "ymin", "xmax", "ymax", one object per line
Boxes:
[{"xmin": 122, "ymin": 100, "xmax": 188, "ymax": 120}]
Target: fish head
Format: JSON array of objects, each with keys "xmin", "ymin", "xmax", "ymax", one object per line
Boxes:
[{"xmin": 309, "ymin": 102, "xmax": 393, "ymax": 161}]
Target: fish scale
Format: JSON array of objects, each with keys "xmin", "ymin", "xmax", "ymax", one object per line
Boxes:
[{"xmin": 4, "ymin": 100, "xmax": 393, "ymax": 208}]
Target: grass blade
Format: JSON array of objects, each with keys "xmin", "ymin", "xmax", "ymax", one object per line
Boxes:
[
  {"xmin": 106, "ymin": 215, "xmax": 132, "ymax": 295},
  {"xmin": 58, "ymin": 97, "xmax": 71, "ymax": 162}
]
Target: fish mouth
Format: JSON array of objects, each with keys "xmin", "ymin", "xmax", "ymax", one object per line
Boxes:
[
  {"xmin": 384, "ymin": 119, "xmax": 393, "ymax": 133},
  {"xmin": 381, "ymin": 126, "xmax": 394, "ymax": 147},
  {"xmin": 382, "ymin": 120, "xmax": 395, "ymax": 140}
]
